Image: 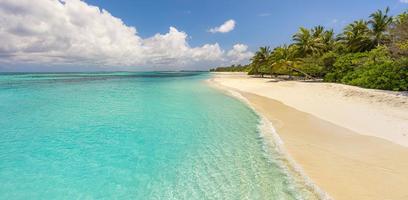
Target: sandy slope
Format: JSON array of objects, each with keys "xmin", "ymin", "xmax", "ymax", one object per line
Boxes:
[{"xmin": 209, "ymin": 72, "xmax": 408, "ymax": 200}]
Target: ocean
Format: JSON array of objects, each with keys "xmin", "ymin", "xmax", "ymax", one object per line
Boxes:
[{"xmin": 0, "ymin": 72, "xmax": 309, "ymax": 199}]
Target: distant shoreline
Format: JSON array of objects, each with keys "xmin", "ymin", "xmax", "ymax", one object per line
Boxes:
[{"xmin": 208, "ymin": 72, "xmax": 408, "ymax": 200}]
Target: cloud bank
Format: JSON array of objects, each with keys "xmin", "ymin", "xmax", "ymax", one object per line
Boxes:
[
  {"xmin": 209, "ymin": 19, "xmax": 236, "ymax": 33},
  {"xmin": 0, "ymin": 0, "xmax": 251, "ymax": 70}
]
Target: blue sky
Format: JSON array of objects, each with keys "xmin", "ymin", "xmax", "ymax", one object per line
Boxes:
[
  {"xmin": 0, "ymin": 0, "xmax": 406, "ymax": 71},
  {"xmin": 85, "ymin": 0, "xmax": 407, "ymax": 51}
]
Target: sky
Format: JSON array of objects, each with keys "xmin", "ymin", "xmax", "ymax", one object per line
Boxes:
[{"xmin": 0, "ymin": 0, "xmax": 407, "ymax": 72}]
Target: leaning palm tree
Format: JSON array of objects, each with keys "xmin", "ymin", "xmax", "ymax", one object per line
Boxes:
[
  {"xmin": 338, "ymin": 20, "xmax": 373, "ymax": 52},
  {"xmin": 271, "ymin": 45, "xmax": 314, "ymax": 79},
  {"xmin": 369, "ymin": 7, "xmax": 393, "ymax": 46}
]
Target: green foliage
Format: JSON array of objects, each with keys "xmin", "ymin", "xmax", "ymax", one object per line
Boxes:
[
  {"xmin": 323, "ymin": 52, "xmax": 368, "ymax": 82},
  {"xmin": 249, "ymin": 46, "xmax": 272, "ymax": 76},
  {"xmin": 369, "ymin": 7, "xmax": 393, "ymax": 46},
  {"xmin": 395, "ymin": 10, "xmax": 408, "ymax": 24},
  {"xmin": 300, "ymin": 51, "xmax": 339, "ymax": 77},
  {"xmin": 210, "ymin": 64, "xmax": 250, "ymax": 72},
  {"xmin": 324, "ymin": 46, "xmax": 408, "ymax": 91},
  {"xmin": 320, "ymin": 51, "xmax": 339, "ymax": 71},
  {"xmin": 342, "ymin": 60, "xmax": 407, "ymax": 91},
  {"xmin": 246, "ymin": 8, "xmax": 407, "ymax": 91},
  {"xmin": 296, "ymin": 57, "xmax": 321, "ymax": 77},
  {"xmin": 292, "ymin": 27, "xmax": 327, "ymax": 56},
  {"xmin": 270, "ymin": 45, "xmax": 299, "ymax": 75},
  {"xmin": 338, "ymin": 20, "xmax": 373, "ymax": 53}
]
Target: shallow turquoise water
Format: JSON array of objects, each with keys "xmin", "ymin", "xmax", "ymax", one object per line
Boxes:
[{"xmin": 0, "ymin": 72, "xmax": 304, "ymax": 199}]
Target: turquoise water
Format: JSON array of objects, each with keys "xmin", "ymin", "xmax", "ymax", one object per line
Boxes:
[{"xmin": 0, "ymin": 72, "xmax": 305, "ymax": 199}]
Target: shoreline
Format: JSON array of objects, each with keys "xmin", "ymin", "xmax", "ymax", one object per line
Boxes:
[
  {"xmin": 208, "ymin": 80, "xmax": 331, "ymax": 200},
  {"xmin": 208, "ymin": 72, "xmax": 408, "ymax": 200}
]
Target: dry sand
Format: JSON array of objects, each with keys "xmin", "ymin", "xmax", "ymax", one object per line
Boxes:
[{"xmin": 209, "ymin": 72, "xmax": 408, "ymax": 200}]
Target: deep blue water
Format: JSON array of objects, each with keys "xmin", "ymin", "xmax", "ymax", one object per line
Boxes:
[{"xmin": 0, "ymin": 72, "xmax": 305, "ymax": 199}]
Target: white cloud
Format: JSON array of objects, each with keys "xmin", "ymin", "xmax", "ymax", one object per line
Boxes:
[
  {"xmin": 227, "ymin": 44, "xmax": 253, "ymax": 64},
  {"xmin": 0, "ymin": 0, "xmax": 251, "ymax": 70},
  {"xmin": 400, "ymin": 0, "xmax": 408, "ymax": 3},
  {"xmin": 209, "ymin": 19, "xmax": 236, "ymax": 33}
]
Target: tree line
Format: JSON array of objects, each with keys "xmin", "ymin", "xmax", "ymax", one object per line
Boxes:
[
  {"xmin": 211, "ymin": 8, "xmax": 408, "ymax": 91},
  {"xmin": 209, "ymin": 64, "xmax": 251, "ymax": 72}
]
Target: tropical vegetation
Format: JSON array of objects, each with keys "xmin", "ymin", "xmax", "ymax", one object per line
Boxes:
[
  {"xmin": 212, "ymin": 8, "xmax": 408, "ymax": 91},
  {"xmin": 210, "ymin": 64, "xmax": 251, "ymax": 72}
]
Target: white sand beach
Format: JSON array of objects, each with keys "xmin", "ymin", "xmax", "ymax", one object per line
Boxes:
[{"xmin": 209, "ymin": 72, "xmax": 408, "ymax": 200}]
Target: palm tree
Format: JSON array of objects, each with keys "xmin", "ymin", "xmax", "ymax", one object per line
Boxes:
[
  {"xmin": 338, "ymin": 20, "xmax": 373, "ymax": 52},
  {"xmin": 389, "ymin": 11, "xmax": 408, "ymax": 56},
  {"xmin": 271, "ymin": 45, "xmax": 313, "ymax": 79},
  {"xmin": 249, "ymin": 46, "xmax": 272, "ymax": 77},
  {"xmin": 312, "ymin": 25, "xmax": 325, "ymax": 39},
  {"xmin": 369, "ymin": 7, "xmax": 393, "ymax": 46},
  {"xmin": 394, "ymin": 11, "xmax": 408, "ymax": 24},
  {"xmin": 292, "ymin": 27, "xmax": 323, "ymax": 56},
  {"xmin": 322, "ymin": 29, "xmax": 335, "ymax": 52}
]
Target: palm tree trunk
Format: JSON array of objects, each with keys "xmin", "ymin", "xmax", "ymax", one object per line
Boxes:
[{"xmin": 287, "ymin": 65, "xmax": 314, "ymax": 80}]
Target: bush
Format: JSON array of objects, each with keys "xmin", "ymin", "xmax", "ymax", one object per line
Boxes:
[
  {"xmin": 342, "ymin": 61, "xmax": 408, "ymax": 91},
  {"xmin": 324, "ymin": 46, "xmax": 408, "ymax": 91},
  {"xmin": 298, "ymin": 57, "xmax": 324, "ymax": 77},
  {"xmin": 324, "ymin": 52, "xmax": 368, "ymax": 82},
  {"xmin": 294, "ymin": 52, "xmax": 339, "ymax": 78},
  {"xmin": 210, "ymin": 64, "xmax": 251, "ymax": 72}
]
